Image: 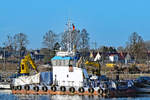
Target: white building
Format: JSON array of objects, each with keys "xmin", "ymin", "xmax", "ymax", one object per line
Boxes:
[
  {"xmin": 51, "ymin": 51, "xmax": 88, "ymax": 87},
  {"xmin": 109, "ymin": 54, "xmax": 118, "ymax": 62},
  {"xmin": 94, "ymin": 52, "xmax": 101, "ymax": 61}
]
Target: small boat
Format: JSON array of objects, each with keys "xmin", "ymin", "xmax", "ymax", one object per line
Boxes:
[
  {"xmin": 0, "ymin": 82, "xmax": 12, "ymax": 94},
  {"xmin": 98, "ymin": 80, "xmax": 136, "ymax": 97},
  {"xmin": 134, "ymin": 76, "xmax": 150, "ymax": 95}
]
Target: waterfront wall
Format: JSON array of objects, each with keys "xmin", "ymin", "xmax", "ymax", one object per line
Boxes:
[{"xmin": 103, "ymin": 72, "xmax": 150, "ymax": 80}]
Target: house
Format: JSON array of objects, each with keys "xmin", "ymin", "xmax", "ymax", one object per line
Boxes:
[
  {"xmin": 89, "ymin": 51, "xmax": 97, "ymax": 61},
  {"xmin": 89, "ymin": 51, "xmax": 94, "ymax": 61},
  {"xmin": 125, "ymin": 53, "xmax": 134, "ymax": 64},
  {"xmin": 109, "ymin": 54, "xmax": 119, "ymax": 62},
  {"xmin": 31, "ymin": 50, "xmax": 44, "ymax": 61},
  {"xmin": 117, "ymin": 52, "xmax": 127, "ymax": 63},
  {"xmin": 94, "ymin": 52, "xmax": 101, "ymax": 61}
]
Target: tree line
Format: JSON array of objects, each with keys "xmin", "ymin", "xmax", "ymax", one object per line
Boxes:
[
  {"xmin": 2, "ymin": 28, "xmax": 89, "ymax": 60},
  {"xmin": 2, "ymin": 30, "xmax": 150, "ymax": 64},
  {"xmin": 43, "ymin": 28, "xmax": 89, "ymax": 51},
  {"xmin": 98, "ymin": 32, "xmax": 149, "ymax": 64}
]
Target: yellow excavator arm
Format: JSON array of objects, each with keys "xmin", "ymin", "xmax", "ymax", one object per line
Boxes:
[{"xmin": 20, "ymin": 53, "xmax": 38, "ymax": 74}]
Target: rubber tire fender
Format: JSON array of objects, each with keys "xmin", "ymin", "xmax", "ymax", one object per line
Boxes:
[
  {"xmin": 42, "ymin": 86, "xmax": 48, "ymax": 92},
  {"xmin": 24, "ymin": 85, "xmax": 30, "ymax": 91},
  {"xmin": 51, "ymin": 86, "xmax": 57, "ymax": 92},
  {"xmin": 69, "ymin": 87, "xmax": 75, "ymax": 93},
  {"xmin": 17, "ymin": 86, "xmax": 22, "ymax": 90},
  {"xmin": 60, "ymin": 86, "xmax": 66, "ymax": 92},
  {"xmin": 12, "ymin": 86, "xmax": 17, "ymax": 90},
  {"xmin": 78, "ymin": 87, "xmax": 85, "ymax": 93},
  {"xmin": 88, "ymin": 88, "xmax": 94, "ymax": 93},
  {"xmin": 98, "ymin": 88, "xmax": 103, "ymax": 95},
  {"xmin": 33, "ymin": 86, "xmax": 39, "ymax": 92}
]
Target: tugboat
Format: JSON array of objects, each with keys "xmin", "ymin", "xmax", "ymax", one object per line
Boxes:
[
  {"xmin": 10, "ymin": 21, "xmax": 103, "ymax": 96},
  {"xmin": 10, "ymin": 21, "xmax": 136, "ymax": 97}
]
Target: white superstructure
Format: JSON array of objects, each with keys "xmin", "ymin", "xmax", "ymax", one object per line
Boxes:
[
  {"xmin": 53, "ymin": 66, "xmax": 84, "ymax": 87},
  {"xmin": 51, "ymin": 51, "xmax": 86, "ymax": 87}
]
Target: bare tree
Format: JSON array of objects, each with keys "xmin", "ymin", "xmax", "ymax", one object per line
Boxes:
[
  {"xmin": 13, "ymin": 35, "xmax": 17, "ymax": 53},
  {"xmin": 80, "ymin": 29, "xmax": 89, "ymax": 50},
  {"xmin": 43, "ymin": 30, "xmax": 57, "ymax": 50},
  {"xmin": 2, "ymin": 34, "xmax": 13, "ymax": 71},
  {"xmin": 61, "ymin": 30, "xmax": 80, "ymax": 50},
  {"xmin": 117, "ymin": 46, "xmax": 125, "ymax": 52},
  {"xmin": 4, "ymin": 34, "xmax": 13, "ymax": 51},
  {"xmin": 145, "ymin": 40, "xmax": 150, "ymax": 50},
  {"xmin": 71, "ymin": 30, "xmax": 80, "ymax": 49},
  {"xmin": 13, "ymin": 33, "xmax": 29, "ymax": 57},
  {"xmin": 127, "ymin": 32, "xmax": 148, "ymax": 63},
  {"xmin": 60, "ymin": 31, "xmax": 68, "ymax": 50}
]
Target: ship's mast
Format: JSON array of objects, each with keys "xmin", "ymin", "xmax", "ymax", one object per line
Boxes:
[{"xmin": 66, "ymin": 19, "xmax": 73, "ymax": 53}]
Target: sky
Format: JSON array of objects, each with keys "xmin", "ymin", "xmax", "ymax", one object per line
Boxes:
[{"xmin": 0, "ymin": 0, "xmax": 150, "ymax": 49}]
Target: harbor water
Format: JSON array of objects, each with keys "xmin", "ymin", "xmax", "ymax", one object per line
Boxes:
[{"xmin": 0, "ymin": 93, "xmax": 150, "ymax": 100}]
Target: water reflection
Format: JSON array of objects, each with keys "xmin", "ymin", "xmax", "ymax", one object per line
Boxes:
[
  {"xmin": 51, "ymin": 95, "xmax": 82, "ymax": 100},
  {"xmin": 15, "ymin": 94, "xmax": 101, "ymax": 100},
  {"xmin": 1, "ymin": 94, "xmax": 150, "ymax": 100},
  {"xmin": 15, "ymin": 95, "xmax": 127, "ymax": 100},
  {"xmin": 15, "ymin": 94, "xmax": 50, "ymax": 100}
]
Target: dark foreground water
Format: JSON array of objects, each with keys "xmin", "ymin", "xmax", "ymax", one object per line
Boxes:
[{"xmin": 0, "ymin": 93, "xmax": 150, "ymax": 100}]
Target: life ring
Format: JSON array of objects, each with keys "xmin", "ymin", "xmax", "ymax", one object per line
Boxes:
[
  {"xmin": 69, "ymin": 87, "xmax": 75, "ymax": 93},
  {"xmin": 42, "ymin": 86, "xmax": 48, "ymax": 92},
  {"xmin": 17, "ymin": 86, "xmax": 22, "ymax": 90},
  {"xmin": 33, "ymin": 86, "xmax": 39, "ymax": 92},
  {"xmin": 60, "ymin": 86, "xmax": 66, "ymax": 92},
  {"xmin": 98, "ymin": 88, "xmax": 103, "ymax": 95},
  {"xmin": 88, "ymin": 88, "xmax": 94, "ymax": 93},
  {"xmin": 78, "ymin": 87, "xmax": 85, "ymax": 93},
  {"xmin": 51, "ymin": 86, "xmax": 57, "ymax": 92},
  {"xmin": 24, "ymin": 85, "xmax": 30, "ymax": 91}
]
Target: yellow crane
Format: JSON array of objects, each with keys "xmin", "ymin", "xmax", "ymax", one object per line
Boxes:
[
  {"xmin": 19, "ymin": 53, "xmax": 38, "ymax": 75},
  {"xmin": 105, "ymin": 63, "xmax": 116, "ymax": 67},
  {"xmin": 85, "ymin": 60, "xmax": 101, "ymax": 75},
  {"xmin": 85, "ymin": 61, "xmax": 100, "ymax": 67}
]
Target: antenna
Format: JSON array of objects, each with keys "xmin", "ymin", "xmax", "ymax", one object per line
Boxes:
[{"xmin": 65, "ymin": 19, "xmax": 73, "ymax": 52}]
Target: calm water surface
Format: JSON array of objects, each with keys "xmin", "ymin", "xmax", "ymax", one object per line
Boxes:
[{"xmin": 0, "ymin": 93, "xmax": 150, "ymax": 100}]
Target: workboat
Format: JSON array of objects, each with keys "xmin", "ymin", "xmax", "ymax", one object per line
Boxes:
[
  {"xmin": 10, "ymin": 49, "xmax": 136, "ymax": 97},
  {"xmin": 11, "ymin": 49, "xmax": 104, "ymax": 96},
  {"xmin": 10, "ymin": 21, "xmax": 136, "ymax": 97},
  {"xmin": 10, "ymin": 21, "xmax": 105, "ymax": 96}
]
